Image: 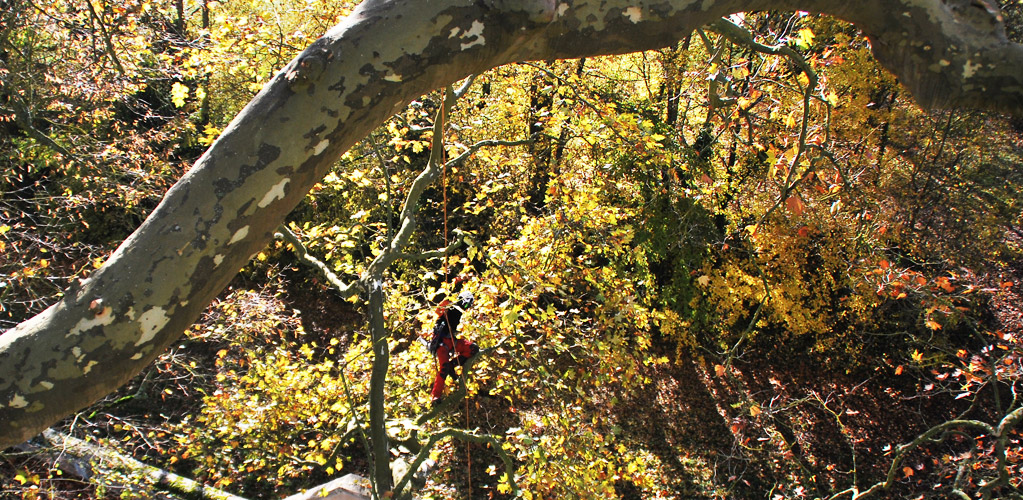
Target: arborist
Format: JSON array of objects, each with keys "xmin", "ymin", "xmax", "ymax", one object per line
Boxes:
[{"xmin": 428, "ymin": 290, "xmax": 479, "ymax": 406}]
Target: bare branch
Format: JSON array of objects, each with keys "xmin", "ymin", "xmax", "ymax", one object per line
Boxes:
[
  {"xmin": 24, "ymin": 429, "xmax": 248, "ymax": 500},
  {"xmin": 842, "ymin": 418, "xmax": 999, "ymax": 499},
  {"xmin": 391, "ymin": 229, "xmax": 467, "ymax": 262},
  {"xmin": 392, "ymin": 424, "xmax": 517, "ymax": 499},
  {"xmin": 275, "ymin": 225, "xmax": 361, "ymax": 299}
]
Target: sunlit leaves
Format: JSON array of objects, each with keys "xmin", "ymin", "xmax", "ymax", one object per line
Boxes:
[
  {"xmin": 199, "ymin": 124, "xmax": 222, "ymax": 146},
  {"xmin": 791, "ymin": 28, "xmax": 816, "ymax": 49},
  {"xmin": 169, "ymin": 288, "xmax": 359, "ymax": 493},
  {"xmin": 171, "ymin": 82, "xmax": 190, "ymax": 108},
  {"xmin": 825, "ymin": 91, "xmax": 839, "ymax": 107},
  {"xmin": 4, "ymin": 4, "xmax": 1020, "ymax": 499}
]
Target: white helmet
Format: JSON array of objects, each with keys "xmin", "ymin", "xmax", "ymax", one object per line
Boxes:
[{"xmin": 457, "ymin": 291, "xmax": 474, "ymax": 309}]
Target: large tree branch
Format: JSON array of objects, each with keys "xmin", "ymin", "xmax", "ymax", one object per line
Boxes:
[
  {"xmin": 275, "ymin": 225, "xmax": 362, "ymax": 298},
  {"xmin": 18, "ymin": 429, "xmax": 248, "ymax": 500},
  {"xmin": 829, "ymin": 406, "xmax": 1023, "ymax": 499},
  {"xmin": 3, "ymin": 0, "xmax": 1022, "ymax": 450},
  {"xmin": 0, "ymin": 98, "xmax": 75, "ymax": 160},
  {"xmin": 391, "ymin": 426, "xmax": 517, "ymax": 500}
]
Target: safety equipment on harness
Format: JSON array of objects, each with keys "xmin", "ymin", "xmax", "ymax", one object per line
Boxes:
[
  {"xmin": 428, "ymin": 320, "xmax": 449, "ymax": 354},
  {"xmin": 457, "ymin": 291, "xmax": 473, "ymax": 309}
]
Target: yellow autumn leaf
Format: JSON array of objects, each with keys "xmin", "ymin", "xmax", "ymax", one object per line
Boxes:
[
  {"xmin": 826, "ymin": 91, "xmax": 839, "ymax": 107},
  {"xmin": 797, "ymin": 72, "xmax": 810, "ymax": 87},
  {"xmin": 171, "ymin": 81, "xmax": 189, "ymax": 108},
  {"xmin": 199, "ymin": 124, "xmax": 222, "ymax": 146},
  {"xmin": 794, "ymin": 27, "xmax": 815, "ymax": 49}
]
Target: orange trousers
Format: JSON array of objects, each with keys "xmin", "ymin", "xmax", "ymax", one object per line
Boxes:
[{"xmin": 431, "ymin": 336, "xmax": 477, "ymax": 401}]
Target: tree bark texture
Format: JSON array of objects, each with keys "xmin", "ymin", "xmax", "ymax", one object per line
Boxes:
[
  {"xmin": 2, "ymin": 0, "xmax": 1022, "ymax": 449},
  {"xmin": 366, "ymin": 280, "xmax": 391, "ymax": 495},
  {"xmin": 19, "ymin": 429, "xmax": 248, "ymax": 500}
]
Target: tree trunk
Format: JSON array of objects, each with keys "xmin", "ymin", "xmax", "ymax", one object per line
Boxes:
[
  {"xmin": 2, "ymin": 0, "xmax": 1022, "ymax": 450},
  {"xmin": 366, "ymin": 281, "xmax": 391, "ymax": 496},
  {"xmin": 18, "ymin": 429, "xmax": 247, "ymax": 500}
]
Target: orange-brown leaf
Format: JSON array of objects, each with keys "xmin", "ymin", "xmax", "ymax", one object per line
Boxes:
[{"xmin": 786, "ymin": 196, "xmax": 806, "ymax": 216}]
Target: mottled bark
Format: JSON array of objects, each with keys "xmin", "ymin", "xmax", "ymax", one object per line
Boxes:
[{"xmin": 2, "ymin": 0, "xmax": 1022, "ymax": 450}]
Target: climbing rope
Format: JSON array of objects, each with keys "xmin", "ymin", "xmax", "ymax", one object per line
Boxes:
[{"xmin": 437, "ymin": 91, "xmax": 474, "ymax": 497}]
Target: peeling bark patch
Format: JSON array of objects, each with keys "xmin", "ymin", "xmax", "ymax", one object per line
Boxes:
[
  {"xmin": 8, "ymin": 393, "xmax": 28, "ymax": 409},
  {"xmin": 134, "ymin": 307, "xmax": 170, "ymax": 347},
  {"xmin": 460, "ymin": 20, "xmax": 486, "ymax": 50},
  {"xmin": 257, "ymin": 142, "xmax": 281, "ymax": 166},
  {"xmin": 214, "ymin": 254, "xmax": 225, "ymax": 266},
  {"xmin": 314, "ymin": 139, "xmax": 330, "ymax": 155},
  {"xmin": 228, "ymin": 226, "xmax": 250, "ymax": 245},
  {"xmin": 237, "ymin": 199, "xmax": 254, "ymax": 218},
  {"xmin": 304, "ymin": 124, "xmax": 328, "ymax": 140},
  {"xmin": 328, "ymin": 78, "xmax": 346, "ymax": 96},
  {"xmin": 67, "ymin": 306, "xmax": 115, "ymax": 337},
  {"xmin": 962, "ymin": 59, "xmax": 981, "ymax": 78},
  {"xmin": 259, "ymin": 178, "xmax": 291, "ymax": 207},
  {"xmin": 213, "ymin": 178, "xmax": 234, "ymax": 199},
  {"xmin": 215, "ymin": 143, "xmax": 283, "ymax": 198},
  {"xmin": 624, "ymin": 6, "xmax": 642, "ymax": 23}
]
